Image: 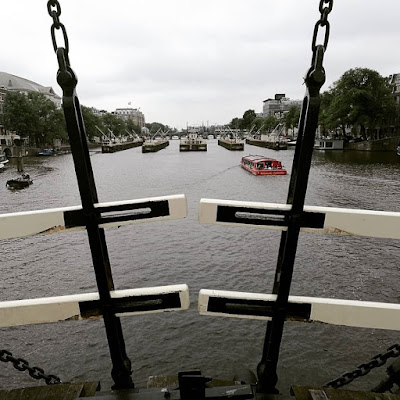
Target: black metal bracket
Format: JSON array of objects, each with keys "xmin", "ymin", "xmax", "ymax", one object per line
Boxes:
[{"xmin": 256, "ymin": 45, "xmax": 327, "ymax": 395}]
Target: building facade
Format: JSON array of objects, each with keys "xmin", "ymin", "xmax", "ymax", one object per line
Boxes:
[
  {"xmin": 0, "ymin": 72, "xmax": 62, "ymax": 153},
  {"xmin": 0, "ymin": 71, "xmax": 61, "ymax": 109},
  {"xmin": 388, "ymin": 73, "xmax": 400, "ymax": 107},
  {"xmin": 114, "ymin": 107, "xmax": 145, "ymax": 128},
  {"xmin": 262, "ymin": 93, "xmax": 302, "ymax": 118}
]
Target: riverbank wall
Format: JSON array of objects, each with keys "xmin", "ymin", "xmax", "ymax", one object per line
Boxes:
[{"xmin": 345, "ymin": 136, "xmax": 399, "ymax": 151}]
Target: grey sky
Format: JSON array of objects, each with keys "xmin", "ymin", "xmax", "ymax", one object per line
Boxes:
[{"xmin": 2, "ymin": 1, "xmax": 400, "ymax": 130}]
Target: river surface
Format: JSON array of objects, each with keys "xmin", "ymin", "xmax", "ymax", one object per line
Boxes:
[{"xmin": 0, "ymin": 140, "xmax": 399, "ymax": 394}]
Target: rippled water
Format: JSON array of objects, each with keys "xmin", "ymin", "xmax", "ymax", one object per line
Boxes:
[{"xmin": 0, "ymin": 140, "xmax": 399, "ymax": 394}]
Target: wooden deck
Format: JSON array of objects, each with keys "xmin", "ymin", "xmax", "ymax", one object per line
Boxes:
[
  {"xmin": 0, "ymin": 381, "xmax": 100, "ymax": 399},
  {"xmin": 2, "ymin": 381, "xmax": 400, "ymax": 399},
  {"xmin": 291, "ymin": 386, "xmax": 400, "ymax": 400}
]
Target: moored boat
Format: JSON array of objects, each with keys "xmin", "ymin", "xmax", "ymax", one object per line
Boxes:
[
  {"xmin": 314, "ymin": 138, "xmax": 344, "ymax": 150},
  {"xmin": 218, "ymin": 133, "xmax": 244, "ymax": 151},
  {"xmin": 179, "ymin": 130, "xmax": 207, "ymax": 151},
  {"xmin": 142, "ymin": 138, "xmax": 169, "ymax": 153},
  {"xmin": 37, "ymin": 148, "xmax": 54, "ymax": 156},
  {"xmin": 240, "ymin": 154, "xmax": 287, "ymax": 175},
  {"xmin": 0, "ymin": 150, "xmax": 9, "ymax": 168}
]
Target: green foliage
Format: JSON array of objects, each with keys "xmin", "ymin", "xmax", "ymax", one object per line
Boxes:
[
  {"xmin": 81, "ymin": 106, "xmax": 103, "ymax": 141},
  {"xmin": 263, "ymin": 115, "xmax": 278, "ymax": 132},
  {"xmin": 251, "ymin": 117, "xmax": 265, "ymax": 130},
  {"xmin": 3, "ymin": 91, "xmax": 67, "ymax": 146},
  {"xmin": 229, "ymin": 118, "xmax": 242, "ymax": 129},
  {"xmin": 101, "ymin": 113, "xmax": 126, "ymax": 136},
  {"xmin": 284, "ymin": 106, "xmax": 300, "ymax": 132},
  {"xmin": 146, "ymin": 122, "xmax": 167, "ymax": 133},
  {"xmin": 126, "ymin": 119, "xmax": 141, "ymax": 135},
  {"xmin": 320, "ymin": 68, "xmax": 398, "ymax": 137},
  {"xmin": 241, "ymin": 109, "xmax": 256, "ymax": 129}
]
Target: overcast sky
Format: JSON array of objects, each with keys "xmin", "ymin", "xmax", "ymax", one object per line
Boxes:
[{"xmin": 2, "ymin": 1, "xmax": 400, "ymax": 130}]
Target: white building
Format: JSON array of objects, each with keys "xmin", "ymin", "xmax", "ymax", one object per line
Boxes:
[
  {"xmin": 262, "ymin": 93, "xmax": 302, "ymax": 118},
  {"xmin": 114, "ymin": 107, "xmax": 145, "ymax": 128}
]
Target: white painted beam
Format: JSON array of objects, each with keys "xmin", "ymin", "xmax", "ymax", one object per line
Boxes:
[
  {"xmin": 0, "ymin": 284, "xmax": 189, "ymax": 327},
  {"xmin": 198, "ymin": 198, "xmax": 400, "ymax": 239},
  {"xmin": 0, "ymin": 194, "xmax": 187, "ymax": 240},
  {"xmin": 198, "ymin": 289, "xmax": 400, "ymax": 331}
]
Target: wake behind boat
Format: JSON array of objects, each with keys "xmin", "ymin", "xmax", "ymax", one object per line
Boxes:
[{"xmin": 240, "ymin": 155, "xmax": 287, "ymax": 175}]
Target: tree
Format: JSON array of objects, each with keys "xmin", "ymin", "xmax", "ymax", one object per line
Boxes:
[
  {"xmin": 101, "ymin": 113, "xmax": 126, "ymax": 137},
  {"xmin": 126, "ymin": 119, "xmax": 141, "ymax": 135},
  {"xmin": 146, "ymin": 122, "xmax": 167, "ymax": 134},
  {"xmin": 81, "ymin": 106, "xmax": 102, "ymax": 141},
  {"xmin": 263, "ymin": 115, "xmax": 278, "ymax": 132},
  {"xmin": 2, "ymin": 92, "xmax": 35, "ymax": 138},
  {"xmin": 320, "ymin": 68, "xmax": 397, "ymax": 139},
  {"xmin": 241, "ymin": 109, "xmax": 256, "ymax": 129},
  {"xmin": 251, "ymin": 117, "xmax": 265, "ymax": 131},
  {"xmin": 229, "ymin": 118, "xmax": 242, "ymax": 129},
  {"xmin": 3, "ymin": 91, "xmax": 67, "ymax": 146},
  {"xmin": 284, "ymin": 106, "xmax": 300, "ymax": 134}
]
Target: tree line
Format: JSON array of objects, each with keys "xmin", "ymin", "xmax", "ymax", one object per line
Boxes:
[
  {"xmin": 1, "ymin": 91, "xmax": 171, "ymax": 147},
  {"xmin": 229, "ymin": 68, "xmax": 399, "ymax": 139},
  {"xmin": 2, "ymin": 67, "xmax": 398, "ymax": 145}
]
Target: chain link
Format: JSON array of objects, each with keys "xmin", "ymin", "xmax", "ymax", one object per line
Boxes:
[
  {"xmin": 324, "ymin": 344, "xmax": 400, "ymax": 389},
  {"xmin": 312, "ymin": 0, "xmax": 333, "ymax": 51},
  {"xmin": 0, "ymin": 349, "xmax": 61, "ymax": 385},
  {"xmin": 47, "ymin": 0, "xmax": 69, "ymax": 54}
]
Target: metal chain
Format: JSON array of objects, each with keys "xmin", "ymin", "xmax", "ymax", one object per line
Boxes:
[
  {"xmin": 312, "ymin": 0, "xmax": 333, "ymax": 51},
  {"xmin": 47, "ymin": 0, "xmax": 69, "ymax": 54},
  {"xmin": 0, "ymin": 349, "xmax": 61, "ymax": 385},
  {"xmin": 324, "ymin": 344, "xmax": 400, "ymax": 389}
]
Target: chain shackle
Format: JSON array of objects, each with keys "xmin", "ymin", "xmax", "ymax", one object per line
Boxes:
[
  {"xmin": 47, "ymin": 0, "xmax": 69, "ymax": 54},
  {"xmin": 312, "ymin": 0, "xmax": 333, "ymax": 51}
]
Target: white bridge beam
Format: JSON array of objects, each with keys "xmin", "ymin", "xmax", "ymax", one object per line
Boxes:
[
  {"xmin": 198, "ymin": 198, "xmax": 400, "ymax": 239},
  {"xmin": 0, "ymin": 284, "xmax": 189, "ymax": 328},
  {"xmin": 0, "ymin": 194, "xmax": 187, "ymax": 240},
  {"xmin": 198, "ymin": 289, "xmax": 400, "ymax": 331}
]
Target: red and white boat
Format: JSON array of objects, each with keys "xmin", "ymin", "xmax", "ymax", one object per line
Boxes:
[{"xmin": 240, "ymin": 155, "xmax": 287, "ymax": 175}]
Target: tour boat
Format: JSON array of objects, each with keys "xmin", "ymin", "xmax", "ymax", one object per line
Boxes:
[{"xmin": 240, "ymin": 155, "xmax": 287, "ymax": 175}]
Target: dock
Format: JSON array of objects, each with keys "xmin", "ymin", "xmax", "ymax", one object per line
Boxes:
[
  {"xmin": 218, "ymin": 138, "xmax": 244, "ymax": 150},
  {"xmin": 142, "ymin": 139, "xmax": 169, "ymax": 153},
  {"xmin": 245, "ymin": 137, "xmax": 287, "ymax": 150},
  {"xmin": 102, "ymin": 140, "xmax": 142, "ymax": 153}
]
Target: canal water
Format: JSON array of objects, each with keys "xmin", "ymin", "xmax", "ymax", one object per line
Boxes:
[{"xmin": 0, "ymin": 139, "xmax": 399, "ymax": 394}]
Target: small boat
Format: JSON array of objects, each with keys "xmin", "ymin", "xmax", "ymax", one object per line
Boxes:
[
  {"xmin": 0, "ymin": 150, "xmax": 9, "ymax": 167},
  {"xmin": 240, "ymin": 155, "xmax": 287, "ymax": 175},
  {"xmin": 37, "ymin": 149, "xmax": 54, "ymax": 156},
  {"xmin": 314, "ymin": 138, "xmax": 344, "ymax": 150},
  {"xmin": 397, "ymin": 142, "xmax": 400, "ymax": 156},
  {"xmin": 6, "ymin": 173, "xmax": 33, "ymax": 189}
]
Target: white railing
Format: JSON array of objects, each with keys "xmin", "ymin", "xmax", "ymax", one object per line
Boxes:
[
  {"xmin": 0, "ymin": 194, "xmax": 189, "ymax": 328},
  {"xmin": 197, "ymin": 198, "xmax": 400, "ymax": 330}
]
